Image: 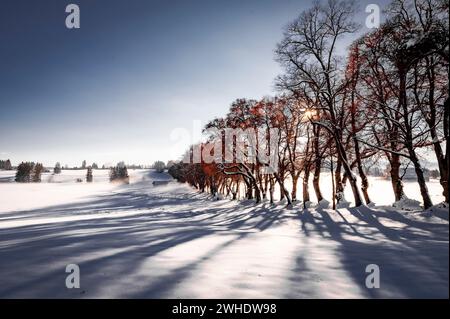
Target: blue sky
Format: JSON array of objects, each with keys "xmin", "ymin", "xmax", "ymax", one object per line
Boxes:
[{"xmin": 0, "ymin": 0, "xmax": 388, "ymax": 167}]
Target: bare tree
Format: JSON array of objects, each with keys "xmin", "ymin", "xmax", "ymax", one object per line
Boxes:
[{"xmin": 276, "ymin": 0, "xmax": 364, "ymax": 206}]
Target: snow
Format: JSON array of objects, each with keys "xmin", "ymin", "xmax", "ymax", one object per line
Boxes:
[
  {"xmin": 393, "ymin": 197, "xmax": 422, "ymax": 211},
  {"xmin": 0, "ymin": 169, "xmax": 141, "ymax": 213},
  {"xmin": 0, "ymin": 169, "xmax": 448, "ymax": 298},
  {"xmin": 301, "ymin": 173, "xmax": 445, "ymax": 207},
  {"xmin": 317, "ymin": 199, "xmax": 331, "ymax": 209},
  {"xmin": 336, "ymin": 192, "xmax": 351, "ymax": 209}
]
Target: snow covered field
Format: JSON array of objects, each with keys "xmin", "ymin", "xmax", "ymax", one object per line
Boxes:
[{"xmin": 0, "ymin": 169, "xmax": 448, "ymax": 298}]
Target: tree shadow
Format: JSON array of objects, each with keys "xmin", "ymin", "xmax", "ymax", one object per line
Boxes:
[
  {"xmin": 1, "ymin": 175, "xmax": 448, "ymax": 298},
  {"xmin": 0, "ymin": 180, "xmax": 287, "ymax": 298},
  {"xmin": 294, "ymin": 206, "xmax": 449, "ymax": 298}
]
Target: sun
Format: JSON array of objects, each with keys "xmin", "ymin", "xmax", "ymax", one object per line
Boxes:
[{"xmin": 303, "ymin": 109, "xmax": 317, "ymax": 120}]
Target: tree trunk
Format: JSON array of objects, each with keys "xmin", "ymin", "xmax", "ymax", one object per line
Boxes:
[
  {"xmin": 245, "ymin": 181, "xmax": 253, "ymax": 200},
  {"xmin": 275, "ymin": 172, "xmax": 292, "ymax": 205},
  {"xmin": 330, "ymin": 153, "xmax": 336, "ymax": 210},
  {"xmin": 303, "ymin": 165, "xmax": 311, "ymax": 206},
  {"xmin": 425, "ymin": 60, "xmax": 448, "ymax": 203},
  {"xmin": 354, "ymin": 147, "xmax": 371, "ymax": 205},
  {"xmin": 351, "ymin": 108, "xmax": 371, "ymax": 205},
  {"xmin": 291, "ymin": 173, "xmax": 299, "ymax": 202},
  {"xmin": 389, "ymin": 154, "xmax": 405, "ymax": 201},
  {"xmin": 312, "ymin": 125, "xmax": 324, "ymax": 202},
  {"xmin": 261, "ymin": 175, "xmax": 268, "ymax": 200},
  {"xmin": 444, "ymin": 97, "xmax": 450, "ymax": 203},
  {"xmin": 335, "ymin": 158, "xmax": 344, "ymax": 204},
  {"xmin": 269, "ymin": 178, "xmax": 274, "ymax": 204},
  {"xmin": 429, "ymin": 125, "xmax": 448, "ymax": 203},
  {"xmin": 257, "ymin": 171, "xmax": 266, "ymax": 200},
  {"xmin": 254, "ymin": 183, "xmax": 261, "ymax": 204},
  {"xmin": 279, "ymin": 186, "xmax": 285, "ymax": 201},
  {"xmin": 408, "ymin": 148, "xmax": 433, "ymax": 209},
  {"xmin": 334, "ymin": 137, "xmax": 363, "ymax": 207},
  {"xmin": 312, "ymin": 159, "xmax": 323, "ymax": 202},
  {"xmin": 358, "ymin": 167, "xmax": 371, "ymax": 205},
  {"xmin": 399, "ymin": 69, "xmax": 433, "ymax": 209}
]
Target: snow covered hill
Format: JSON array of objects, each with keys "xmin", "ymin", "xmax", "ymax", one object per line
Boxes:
[{"xmin": 0, "ymin": 169, "xmax": 448, "ymax": 298}]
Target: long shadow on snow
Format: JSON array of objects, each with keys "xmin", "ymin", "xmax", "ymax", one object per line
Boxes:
[
  {"xmin": 0, "ymin": 184, "xmax": 287, "ymax": 297},
  {"xmin": 295, "ymin": 206, "xmax": 448, "ymax": 298}
]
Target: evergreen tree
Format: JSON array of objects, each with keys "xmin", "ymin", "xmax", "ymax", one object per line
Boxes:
[
  {"xmin": 86, "ymin": 167, "xmax": 93, "ymax": 182},
  {"xmin": 109, "ymin": 162, "xmax": 129, "ymax": 183},
  {"xmin": 15, "ymin": 162, "xmax": 34, "ymax": 183},
  {"xmin": 109, "ymin": 166, "xmax": 117, "ymax": 181},
  {"xmin": 54, "ymin": 162, "xmax": 62, "ymax": 174},
  {"xmin": 0, "ymin": 159, "xmax": 13, "ymax": 170},
  {"xmin": 153, "ymin": 161, "xmax": 165, "ymax": 173},
  {"xmin": 5, "ymin": 159, "xmax": 12, "ymax": 170},
  {"xmin": 82, "ymin": 160, "xmax": 87, "ymax": 169},
  {"xmin": 32, "ymin": 163, "xmax": 44, "ymax": 182}
]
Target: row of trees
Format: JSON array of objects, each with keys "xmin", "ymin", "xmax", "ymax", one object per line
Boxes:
[
  {"xmin": 169, "ymin": 0, "xmax": 449, "ymax": 209},
  {"xmin": 15, "ymin": 162, "xmax": 130, "ymax": 183},
  {"xmin": 56, "ymin": 162, "xmax": 131, "ymax": 183},
  {"xmin": 54, "ymin": 162, "xmax": 147, "ymax": 171},
  {"xmin": 16, "ymin": 162, "xmax": 94, "ymax": 183},
  {"xmin": 53, "ymin": 161, "xmax": 100, "ymax": 174}
]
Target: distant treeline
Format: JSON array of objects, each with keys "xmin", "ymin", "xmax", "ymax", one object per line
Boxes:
[
  {"xmin": 57, "ymin": 162, "xmax": 146, "ymax": 170},
  {"xmin": 8, "ymin": 159, "xmax": 170, "ymax": 184}
]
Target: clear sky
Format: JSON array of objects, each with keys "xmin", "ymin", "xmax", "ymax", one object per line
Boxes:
[{"xmin": 0, "ymin": 0, "xmax": 389, "ymax": 167}]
